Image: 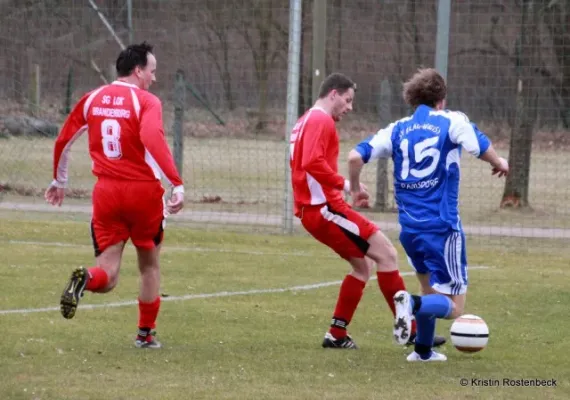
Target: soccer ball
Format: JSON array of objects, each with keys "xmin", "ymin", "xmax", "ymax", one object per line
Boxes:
[{"xmin": 450, "ymin": 314, "xmax": 489, "ymax": 353}]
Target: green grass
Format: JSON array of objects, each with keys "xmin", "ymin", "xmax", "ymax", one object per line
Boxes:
[
  {"xmin": 2, "ymin": 136, "xmax": 570, "ymax": 230},
  {"xmin": 0, "ymin": 217, "xmax": 569, "ymax": 399}
]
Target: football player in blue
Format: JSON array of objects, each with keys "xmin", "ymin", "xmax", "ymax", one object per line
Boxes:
[{"xmin": 347, "ymin": 68, "xmax": 509, "ymax": 361}]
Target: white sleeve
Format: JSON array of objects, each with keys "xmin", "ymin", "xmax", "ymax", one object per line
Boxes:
[
  {"xmin": 367, "ymin": 123, "xmax": 394, "ymax": 161},
  {"xmin": 447, "ymin": 111, "xmax": 484, "ymax": 157}
]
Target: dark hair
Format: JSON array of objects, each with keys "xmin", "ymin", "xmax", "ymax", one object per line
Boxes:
[
  {"xmin": 318, "ymin": 73, "xmax": 357, "ymax": 98},
  {"xmin": 403, "ymin": 68, "xmax": 447, "ymax": 108},
  {"xmin": 115, "ymin": 41, "xmax": 154, "ymax": 77}
]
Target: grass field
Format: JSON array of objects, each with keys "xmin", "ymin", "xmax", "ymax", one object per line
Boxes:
[
  {"xmin": 2, "ymin": 136, "xmax": 570, "ymax": 231},
  {"xmin": 1, "ymin": 216, "xmax": 569, "ymax": 400}
]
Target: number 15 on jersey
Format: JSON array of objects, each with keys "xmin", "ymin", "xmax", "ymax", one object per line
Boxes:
[{"xmin": 399, "ymin": 136, "xmax": 440, "ymax": 179}]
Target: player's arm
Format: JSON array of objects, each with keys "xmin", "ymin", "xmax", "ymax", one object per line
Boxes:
[
  {"xmin": 448, "ymin": 112, "xmax": 508, "ymax": 177},
  {"xmin": 52, "ymin": 94, "xmax": 90, "ymax": 188},
  {"xmin": 45, "ymin": 94, "xmax": 90, "ymax": 206},
  {"xmin": 300, "ymin": 118, "xmax": 346, "ymax": 191},
  {"xmin": 348, "ymin": 123, "xmax": 394, "ymax": 192},
  {"xmin": 139, "ymin": 96, "xmax": 184, "ymax": 193}
]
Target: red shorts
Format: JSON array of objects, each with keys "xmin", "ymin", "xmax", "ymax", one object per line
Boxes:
[
  {"xmin": 300, "ymin": 203, "xmax": 379, "ymax": 260},
  {"xmin": 91, "ymin": 178, "xmax": 165, "ymax": 256}
]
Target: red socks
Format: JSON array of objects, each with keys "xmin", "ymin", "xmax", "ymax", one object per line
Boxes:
[
  {"xmin": 329, "ymin": 275, "xmax": 366, "ymax": 339},
  {"xmin": 377, "ymin": 270, "xmax": 417, "ymax": 335},
  {"xmin": 86, "ymin": 267, "xmax": 109, "ymax": 291},
  {"xmin": 83, "ymin": 268, "xmax": 161, "ymax": 336},
  {"xmin": 138, "ymin": 296, "xmax": 161, "ymax": 331}
]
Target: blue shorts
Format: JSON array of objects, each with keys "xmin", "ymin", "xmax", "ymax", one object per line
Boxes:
[{"xmin": 399, "ymin": 229, "xmax": 468, "ymax": 295}]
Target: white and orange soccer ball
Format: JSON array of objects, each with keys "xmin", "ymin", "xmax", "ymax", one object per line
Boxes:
[{"xmin": 450, "ymin": 314, "xmax": 489, "ymax": 353}]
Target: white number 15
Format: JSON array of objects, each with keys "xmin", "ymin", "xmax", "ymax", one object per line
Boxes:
[{"xmin": 399, "ymin": 136, "xmax": 440, "ymax": 179}]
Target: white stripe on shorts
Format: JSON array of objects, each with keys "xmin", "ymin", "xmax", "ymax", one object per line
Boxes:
[
  {"xmin": 440, "ymin": 231, "xmax": 466, "ymax": 295},
  {"xmin": 319, "ymin": 205, "xmax": 360, "ymax": 236}
]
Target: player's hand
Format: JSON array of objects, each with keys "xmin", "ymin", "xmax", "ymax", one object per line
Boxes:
[
  {"xmin": 166, "ymin": 191, "xmax": 184, "ymax": 214},
  {"xmin": 351, "ymin": 190, "xmax": 370, "ymax": 208},
  {"xmin": 44, "ymin": 184, "xmax": 65, "ymax": 207},
  {"xmin": 344, "ymin": 180, "xmax": 368, "ymax": 195},
  {"xmin": 492, "ymin": 157, "xmax": 509, "ymax": 178}
]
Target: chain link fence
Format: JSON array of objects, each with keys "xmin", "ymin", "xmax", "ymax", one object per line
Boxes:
[{"xmin": 1, "ymin": 0, "xmax": 568, "ymax": 241}]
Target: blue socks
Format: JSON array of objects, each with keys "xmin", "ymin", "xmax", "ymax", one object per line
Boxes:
[
  {"xmin": 414, "ymin": 314, "xmax": 436, "ymax": 359},
  {"xmin": 411, "ymin": 294, "xmax": 453, "ymax": 318},
  {"xmin": 410, "ymin": 294, "xmax": 453, "ymax": 359}
]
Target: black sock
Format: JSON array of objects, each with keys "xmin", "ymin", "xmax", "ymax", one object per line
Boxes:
[
  {"xmin": 411, "ymin": 295, "xmax": 422, "ymax": 314},
  {"xmin": 137, "ymin": 327, "xmax": 151, "ymax": 338},
  {"xmin": 414, "ymin": 343, "xmax": 432, "ymax": 359}
]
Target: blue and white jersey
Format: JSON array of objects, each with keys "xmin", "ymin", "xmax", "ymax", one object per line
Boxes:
[{"xmin": 355, "ymin": 105, "xmax": 491, "ymax": 233}]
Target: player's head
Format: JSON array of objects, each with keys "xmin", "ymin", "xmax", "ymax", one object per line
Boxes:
[
  {"xmin": 115, "ymin": 41, "xmax": 156, "ymax": 90},
  {"xmin": 317, "ymin": 73, "xmax": 356, "ymax": 121},
  {"xmin": 403, "ymin": 68, "xmax": 447, "ymax": 110}
]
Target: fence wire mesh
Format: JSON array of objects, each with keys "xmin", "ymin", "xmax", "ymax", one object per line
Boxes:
[{"xmin": 0, "ymin": 0, "xmax": 568, "ymax": 242}]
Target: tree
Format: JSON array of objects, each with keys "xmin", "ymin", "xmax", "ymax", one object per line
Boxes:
[
  {"xmin": 199, "ymin": 6, "xmax": 236, "ymax": 110},
  {"xmin": 541, "ymin": 0, "xmax": 570, "ymax": 128},
  {"xmin": 232, "ymin": 0, "xmax": 288, "ymax": 132},
  {"xmin": 501, "ymin": 0, "xmax": 541, "ymax": 208},
  {"xmin": 372, "ymin": 0, "xmax": 434, "ymax": 211},
  {"xmin": 450, "ymin": 1, "xmax": 544, "ymax": 208}
]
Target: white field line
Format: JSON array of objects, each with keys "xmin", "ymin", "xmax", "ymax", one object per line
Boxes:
[
  {"xmin": 0, "ymin": 267, "xmax": 490, "ymax": 316},
  {"xmin": 4, "ymin": 239, "xmax": 335, "ymax": 258}
]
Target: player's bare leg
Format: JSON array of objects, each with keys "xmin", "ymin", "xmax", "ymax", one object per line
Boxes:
[
  {"xmin": 93, "ymin": 241, "xmax": 126, "ymax": 292},
  {"xmin": 446, "ymin": 292, "xmax": 466, "ymax": 320},
  {"xmin": 365, "ymin": 231, "xmax": 399, "ymax": 273},
  {"xmin": 416, "ymin": 273, "xmax": 436, "ymax": 295},
  {"xmin": 60, "ymin": 241, "xmax": 125, "ymax": 319},
  {"xmin": 349, "ymin": 256, "xmax": 372, "ymax": 282},
  {"xmin": 134, "ymin": 244, "xmax": 162, "ymax": 348}
]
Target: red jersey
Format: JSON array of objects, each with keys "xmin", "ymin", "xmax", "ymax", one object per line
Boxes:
[
  {"xmin": 52, "ymin": 81, "xmax": 183, "ymax": 189},
  {"xmin": 289, "ymin": 107, "xmax": 346, "ymax": 216}
]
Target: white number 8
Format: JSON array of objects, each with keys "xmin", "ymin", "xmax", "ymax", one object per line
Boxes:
[{"xmin": 101, "ymin": 119, "xmax": 122, "ymax": 159}]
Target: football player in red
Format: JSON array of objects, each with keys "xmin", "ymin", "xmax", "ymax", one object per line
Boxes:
[
  {"xmin": 45, "ymin": 42, "xmax": 183, "ymax": 348},
  {"xmin": 289, "ymin": 72, "xmax": 445, "ymax": 348}
]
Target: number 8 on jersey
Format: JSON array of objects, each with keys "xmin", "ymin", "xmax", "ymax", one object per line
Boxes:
[{"xmin": 101, "ymin": 118, "xmax": 122, "ymax": 159}]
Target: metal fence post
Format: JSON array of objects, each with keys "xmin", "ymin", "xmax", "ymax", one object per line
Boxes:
[
  {"xmin": 173, "ymin": 69, "xmax": 186, "ymax": 176},
  {"xmin": 283, "ymin": 0, "xmax": 302, "ymax": 234},
  {"xmin": 435, "ymin": 0, "xmax": 451, "ymax": 80}
]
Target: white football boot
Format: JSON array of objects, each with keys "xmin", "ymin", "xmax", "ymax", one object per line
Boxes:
[
  {"xmin": 393, "ymin": 290, "xmax": 413, "ymax": 345},
  {"xmin": 407, "ymin": 351, "xmax": 447, "ymax": 362}
]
